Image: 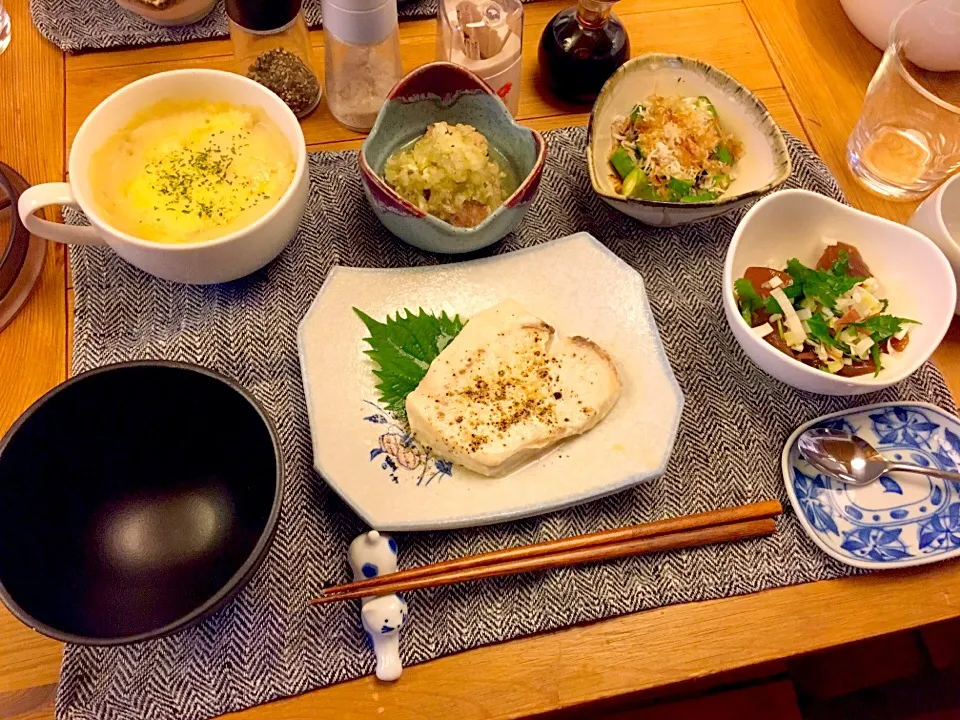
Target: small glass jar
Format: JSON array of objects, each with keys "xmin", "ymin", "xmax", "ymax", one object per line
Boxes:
[
  {"xmin": 226, "ymin": 0, "xmax": 321, "ymax": 119},
  {"xmin": 322, "ymin": 0, "xmax": 404, "ymax": 131}
]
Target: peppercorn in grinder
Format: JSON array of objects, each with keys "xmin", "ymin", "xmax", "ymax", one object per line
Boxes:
[{"xmin": 226, "ymin": 0, "xmax": 322, "ymax": 119}]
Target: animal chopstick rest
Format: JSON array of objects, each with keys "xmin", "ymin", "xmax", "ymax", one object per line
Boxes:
[{"xmin": 348, "ymin": 530, "xmax": 408, "ymax": 681}]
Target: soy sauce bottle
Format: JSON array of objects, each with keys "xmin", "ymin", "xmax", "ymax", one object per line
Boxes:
[{"xmin": 538, "ymin": 0, "xmax": 629, "ymax": 104}]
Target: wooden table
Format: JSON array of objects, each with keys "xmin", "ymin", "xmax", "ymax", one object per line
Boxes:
[{"xmin": 2, "ymin": 0, "xmax": 960, "ymax": 718}]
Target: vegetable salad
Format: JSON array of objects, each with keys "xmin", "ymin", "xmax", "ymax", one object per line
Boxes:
[
  {"xmin": 608, "ymin": 94, "xmax": 742, "ymax": 202},
  {"xmin": 383, "ymin": 122, "xmax": 507, "ymax": 228},
  {"xmin": 734, "ymin": 241, "xmax": 917, "ymax": 377}
]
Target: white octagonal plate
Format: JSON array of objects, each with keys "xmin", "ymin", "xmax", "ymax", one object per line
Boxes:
[{"xmin": 297, "ymin": 233, "xmax": 684, "ymax": 531}]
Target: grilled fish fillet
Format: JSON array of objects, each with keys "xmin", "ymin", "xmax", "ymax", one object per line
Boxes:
[{"xmin": 405, "ymin": 300, "xmax": 621, "ymax": 476}]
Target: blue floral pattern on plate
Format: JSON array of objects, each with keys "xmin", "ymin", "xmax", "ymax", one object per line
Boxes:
[
  {"xmin": 783, "ymin": 402, "xmax": 960, "ymax": 569},
  {"xmin": 870, "ymin": 407, "xmax": 940, "ymax": 449},
  {"xmin": 363, "ymin": 401, "xmax": 454, "ymax": 486}
]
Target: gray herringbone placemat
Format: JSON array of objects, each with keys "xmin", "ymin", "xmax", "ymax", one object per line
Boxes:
[
  {"xmin": 30, "ymin": 0, "xmax": 533, "ymax": 51},
  {"xmin": 58, "ymin": 127, "xmax": 955, "ymax": 720}
]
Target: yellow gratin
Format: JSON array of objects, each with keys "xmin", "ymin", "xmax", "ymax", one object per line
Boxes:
[{"xmin": 89, "ymin": 99, "xmax": 296, "ymax": 244}]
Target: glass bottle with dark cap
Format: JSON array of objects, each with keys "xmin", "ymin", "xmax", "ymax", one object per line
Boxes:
[
  {"xmin": 226, "ymin": 0, "xmax": 321, "ymax": 119},
  {"xmin": 538, "ymin": 0, "xmax": 629, "ymax": 104}
]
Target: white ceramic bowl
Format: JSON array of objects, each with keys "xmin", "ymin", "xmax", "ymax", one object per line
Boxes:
[
  {"xmin": 723, "ymin": 189, "xmax": 956, "ymax": 395},
  {"xmin": 114, "ymin": 0, "xmax": 217, "ymax": 26},
  {"xmin": 839, "ymin": 0, "xmax": 915, "ymax": 50},
  {"xmin": 18, "ymin": 69, "xmax": 308, "ymax": 285},
  {"xmin": 840, "ymin": 0, "xmax": 960, "ymax": 71},
  {"xmin": 587, "ymin": 54, "xmax": 791, "ymax": 227},
  {"xmin": 909, "ymin": 173, "xmax": 960, "ymax": 313}
]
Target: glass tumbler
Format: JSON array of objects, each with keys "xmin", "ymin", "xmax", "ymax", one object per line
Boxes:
[
  {"xmin": 846, "ymin": 0, "xmax": 960, "ymax": 200},
  {"xmin": 0, "ymin": 0, "xmax": 11, "ymax": 55}
]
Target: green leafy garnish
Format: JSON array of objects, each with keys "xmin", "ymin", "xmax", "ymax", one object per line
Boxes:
[
  {"xmin": 870, "ymin": 343, "xmax": 883, "ymax": 377},
  {"xmin": 734, "ymin": 278, "xmax": 764, "ymax": 324},
  {"xmin": 782, "ymin": 282, "xmax": 804, "ymax": 301},
  {"xmin": 846, "ymin": 315, "xmax": 919, "ymax": 343},
  {"xmin": 829, "ymin": 249, "xmax": 852, "ymax": 277},
  {"xmin": 714, "ymin": 144, "xmax": 733, "ymax": 164},
  {"xmin": 764, "ymin": 295, "xmax": 783, "ymax": 314},
  {"xmin": 806, "ymin": 314, "xmax": 841, "ymax": 349},
  {"xmin": 844, "ymin": 314, "xmax": 918, "ymax": 376},
  {"xmin": 735, "ymin": 277, "xmax": 798, "ymax": 321},
  {"xmin": 785, "ymin": 258, "xmax": 864, "ymax": 311},
  {"xmin": 354, "ymin": 308, "xmax": 465, "ymax": 418}
]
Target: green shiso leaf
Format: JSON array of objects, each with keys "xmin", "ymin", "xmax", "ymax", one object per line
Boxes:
[{"xmin": 354, "ymin": 307, "xmax": 466, "ymax": 418}]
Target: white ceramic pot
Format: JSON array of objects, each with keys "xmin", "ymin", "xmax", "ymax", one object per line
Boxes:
[
  {"xmin": 908, "ymin": 173, "xmax": 960, "ymax": 313},
  {"xmin": 18, "ymin": 69, "xmax": 308, "ymax": 285},
  {"xmin": 841, "ymin": 0, "xmax": 960, "ymax": 72},
  {"xmin": 114, "ymin": 0, "xmax": 217, "ymax": 26},
  {"xmin": 723, "ymin": 189, "xmax": 955, "ymax": 396},
  {"xmin": 839, "ymin": 0, "xmax": 915, "ymax": 50}
]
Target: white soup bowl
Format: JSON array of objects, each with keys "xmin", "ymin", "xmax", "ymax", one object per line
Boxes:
[{"xmin": 18, "ymin": 69, "xmax": 308, "ymax": 285}]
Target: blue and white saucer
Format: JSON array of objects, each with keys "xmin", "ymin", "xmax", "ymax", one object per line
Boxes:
[{"xmin": 783, "ymin": 402, "xmax": 960, "ymax": 569}]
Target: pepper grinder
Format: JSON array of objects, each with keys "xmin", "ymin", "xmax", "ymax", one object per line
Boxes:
[
  {"xmin": 538, "ymin": 0, "xmax": 629, "ymax": 104},
  {"xmin": 226, "ymin": 0, "xmax": 321, "ymax": 118},
  {"xmin": 322, "ymin": 0, "xmax": 404, "ymax": 131}
]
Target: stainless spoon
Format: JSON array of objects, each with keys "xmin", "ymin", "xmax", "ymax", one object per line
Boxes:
[{"xmin": 797, "ymin": 428, "xmax": 960, "ymax": 486}]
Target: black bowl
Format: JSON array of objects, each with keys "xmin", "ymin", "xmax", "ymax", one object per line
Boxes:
[{"xmin": 0, "ymin": 361, "xmax": 282, "ymax": 645}]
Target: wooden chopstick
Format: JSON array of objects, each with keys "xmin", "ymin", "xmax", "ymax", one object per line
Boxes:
[
  {"xmin": 317, "ymin": 500, "xmax": 782, "ymax": 599},
  {"xmin": 313, "ymin": 519, "xmax": 776, "ymax": 604},
  {"xmin": 312, "ymin": 500, "xmax": 781, "ymax": 604}
]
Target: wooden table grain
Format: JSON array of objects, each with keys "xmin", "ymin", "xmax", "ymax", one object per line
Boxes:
[{"xmin": 2, "ymin": 0, "xmax": 959, "ymax": 717}]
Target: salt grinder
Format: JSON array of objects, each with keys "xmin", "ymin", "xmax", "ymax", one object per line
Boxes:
[{"xmin": 322, "ymin": 0, "xmax": 404, "ymax": 131}]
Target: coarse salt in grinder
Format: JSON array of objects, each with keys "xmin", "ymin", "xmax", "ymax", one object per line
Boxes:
[
  {"xmin": 322, "ymin": 0, "xmax": 404, "ymax": 131},
  {"xmin": 226, "ymin": 0, "xmax": 321, "ymax": 119}
]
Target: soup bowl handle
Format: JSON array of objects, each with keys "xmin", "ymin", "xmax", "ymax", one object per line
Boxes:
[{"xmin": 18, "ymin": 183, "xmax": 104, "ymax": 246}]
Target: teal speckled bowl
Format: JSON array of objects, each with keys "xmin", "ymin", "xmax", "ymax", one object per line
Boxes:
[{"xmin": 359, "ymin": 62, "xmax": 546, "ymax": 255}]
